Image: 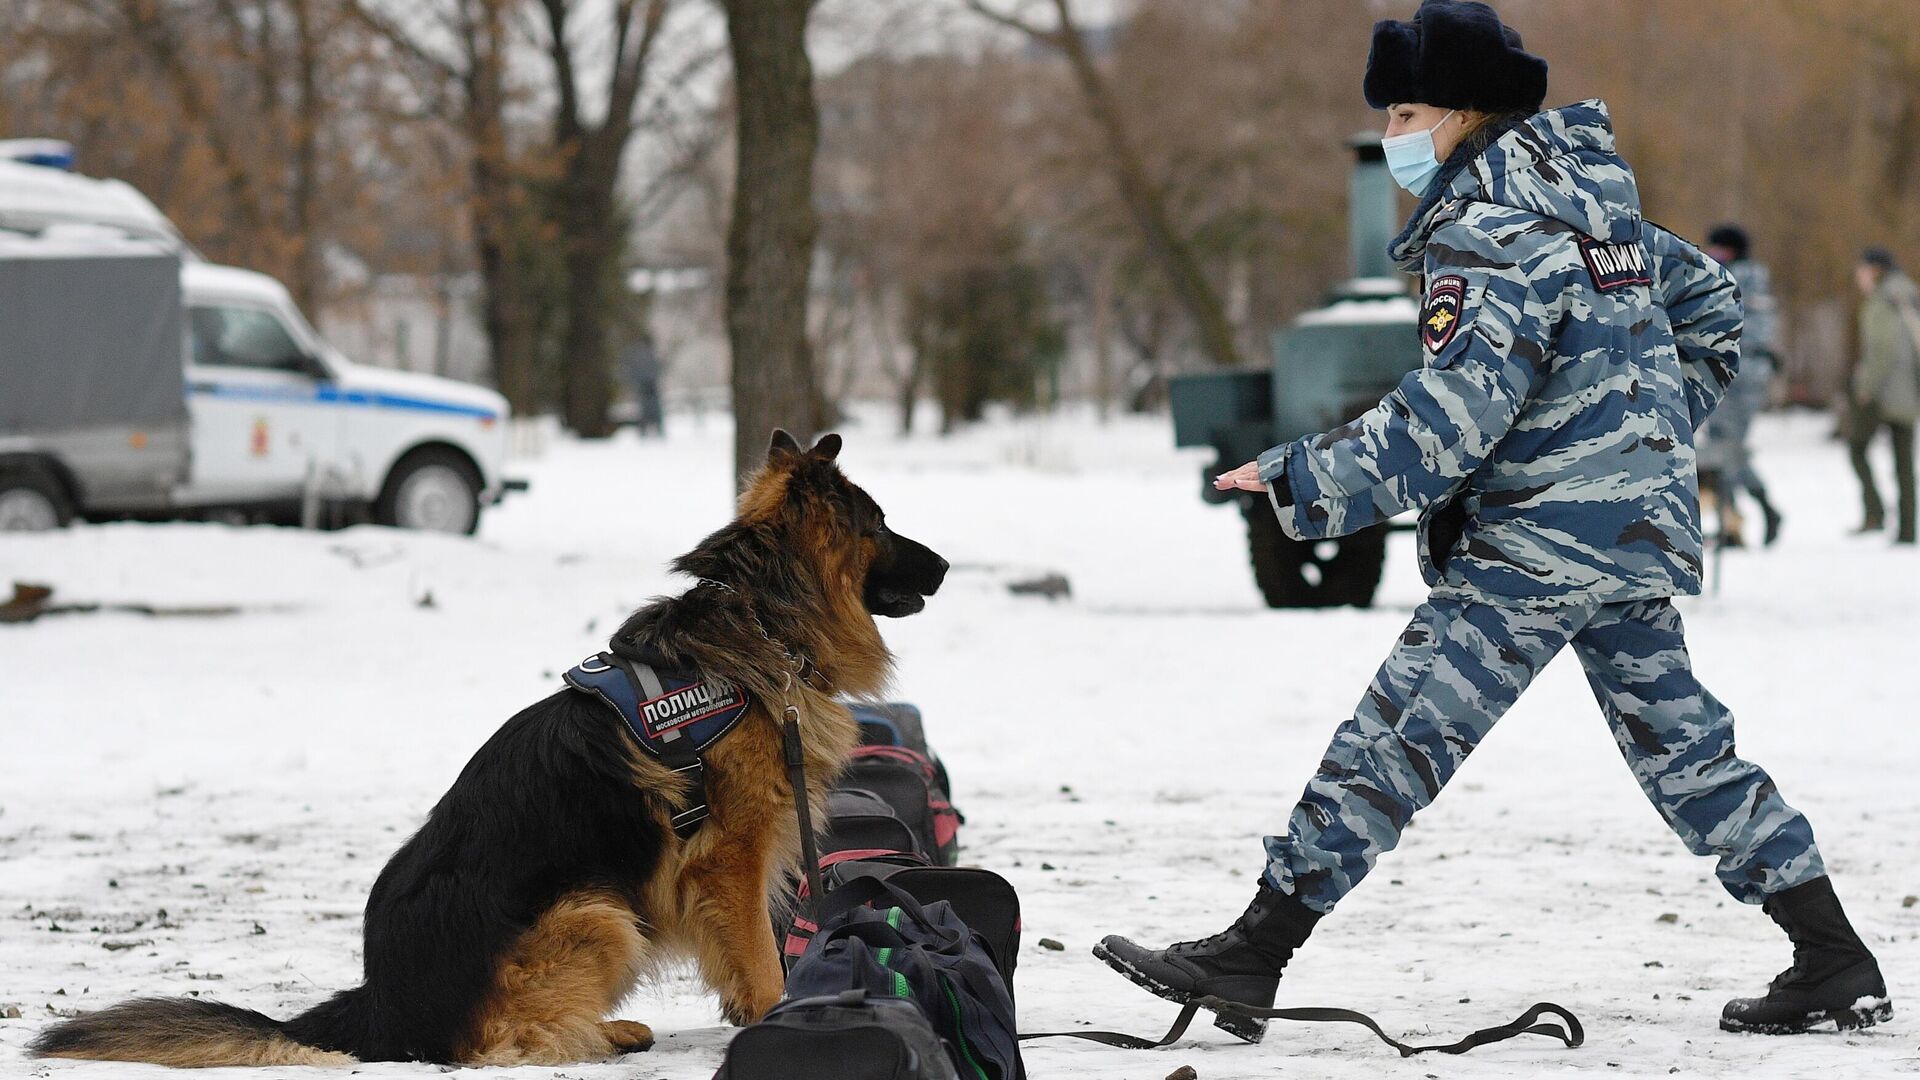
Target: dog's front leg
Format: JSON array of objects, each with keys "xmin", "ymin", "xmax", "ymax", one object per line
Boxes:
[{"xmin": 683, "ymin": 855, "xmax": 786, "ymax": 1026}]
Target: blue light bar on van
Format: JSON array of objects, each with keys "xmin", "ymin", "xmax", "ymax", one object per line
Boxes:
[{"xmin": 0, "ymin": 139, "xmax": 77, "ymax": 171}]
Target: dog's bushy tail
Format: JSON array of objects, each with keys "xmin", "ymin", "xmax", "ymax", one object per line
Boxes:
[{"xmin": 30, "ymin": 997, "xmax": 356, "ymax": 1067}]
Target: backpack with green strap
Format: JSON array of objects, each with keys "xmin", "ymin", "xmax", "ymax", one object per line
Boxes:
[{"xmin": 763, "ymin": 877, "xmax": 1024, "ymax": 1080}]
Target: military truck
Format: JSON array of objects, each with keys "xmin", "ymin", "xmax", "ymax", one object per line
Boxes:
[{"xmin": 1169, "ymin": 138, "xmax": 1420, "ymax": 608}]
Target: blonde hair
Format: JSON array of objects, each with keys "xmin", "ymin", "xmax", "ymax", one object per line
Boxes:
[{"xmin": 1457, "ymin": 108, "xmax": 1537, "ymax": 156}]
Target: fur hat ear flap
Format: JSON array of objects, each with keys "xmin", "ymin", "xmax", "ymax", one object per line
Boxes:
[
  {"xmin": 1363, "ymin": 21, "xmax": 1420, "ymax": 109},
  {"xmin": 1495, "ymin": 44, "xmax": 1548, "ymax": 113},
  {"xmin": 809, "ymin": 433, "xmax": 843, "ymax": 461},
  {"xmin": 768, "ymin": 429, "xmax": 803, "ymax": 459}
]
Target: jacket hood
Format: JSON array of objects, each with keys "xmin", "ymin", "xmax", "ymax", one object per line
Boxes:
[
  {"xmin": 1878, "ymin": 270, "xmax": 1919, "ymax": 308},
  {"xmin": 1391, "ymin": 99, "xmax": 1642, "ymax": 269}
]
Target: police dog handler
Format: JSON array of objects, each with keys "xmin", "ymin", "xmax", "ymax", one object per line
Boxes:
[{"xmin": 1098, "ymin": 0, "xmax": 1889, "ymax": 1041}]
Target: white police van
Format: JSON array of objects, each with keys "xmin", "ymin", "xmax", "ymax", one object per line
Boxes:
[{"xmin": 0, "ymin": 147, "xmax": 518, "ymax": 534}]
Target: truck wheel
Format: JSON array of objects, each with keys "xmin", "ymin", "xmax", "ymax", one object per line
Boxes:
[
  {"xmin": 376, "ymin": 448, "xmax": 481, "ymax": 535},
  {"xmin": 1245, "ymin": 501, "xmax": 1388, "ymax": 608},
  {"xmin": 0, "ymin": 465, "xmax": 73, "ymax": 532}
]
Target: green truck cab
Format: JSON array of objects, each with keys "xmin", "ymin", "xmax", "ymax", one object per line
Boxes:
[{"xmin": 1170, "ymin": 139, "xmax": 1421, "ymax": 608}]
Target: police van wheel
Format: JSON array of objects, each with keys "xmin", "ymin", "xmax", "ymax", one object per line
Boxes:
[
  {"xmin": 376, "ymin": 448, "xmax": 482, "ymax": 535},
  {"xmin": 1245, "ymin": 503, "xmax": 1387, "ymax": 609},
  {"xmin": 0, "ymin": 465, "xmax": 73, "ymax": 532}
]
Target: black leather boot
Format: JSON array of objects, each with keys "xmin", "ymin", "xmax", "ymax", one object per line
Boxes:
[
  {"xmin": 1094, "ymin": 884, "xmax": 1320, "ymax": 1043},
  {"xmin": 1721, "ymin": 876, "xmax": 1892, "ymax": 1034},
  {"xmin": 1757, "ymin": 494, "xmax": 1783, "ymax": 547}
]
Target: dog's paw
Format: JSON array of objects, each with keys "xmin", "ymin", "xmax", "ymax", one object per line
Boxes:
[
  {"xmin": 600, "ymin": 1019, "xmax": 655, "ymax": 1053},
  {"xmin": 721, "ymin": 995, "xmax": 777, "ymax": 1028}
]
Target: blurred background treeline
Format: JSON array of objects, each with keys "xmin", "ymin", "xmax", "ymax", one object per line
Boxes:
[{"xmin": 5, "ymin": 0, "xmax": 1917, "ymax": 444}]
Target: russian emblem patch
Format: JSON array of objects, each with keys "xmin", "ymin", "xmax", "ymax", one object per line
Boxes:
[{"xmin": 1421, "ymin": 275, "xmax": 1467, "ymax": 354}]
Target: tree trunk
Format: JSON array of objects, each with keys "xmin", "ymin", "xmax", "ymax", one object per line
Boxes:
[
  {"xmin": 1091, "ymin": 248, "xmax": 1116, "ymax": 420},
  {"xmin": 557, "ymin": 148, "xmax": 620, "ymax": 438},
  {"xmin": 473, "ymin": 206, "xmax": 536, "ymax": 410},
  {"xmin": 1046, "ymin": 0, "xmax": 1241, "ymax": 369},
  {"xmin": 538, "ymin": 0, "xmax": 669, "ymax": 439},
  {"xmin": 722, "ymin": 0, "xmax": 824, "ymax": 484},
  {"xmin": 463, "ymin": 6, "xmax": 539, "ymax": 415},
  {"xmin": 287, "ymin": 0, "xmax": 324, "ymax": 315}
]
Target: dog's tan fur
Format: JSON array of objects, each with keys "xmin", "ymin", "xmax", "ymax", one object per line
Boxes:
[{"xmin": 33, "ymin": 1023, "xmax": 356, "ymax": 1068}]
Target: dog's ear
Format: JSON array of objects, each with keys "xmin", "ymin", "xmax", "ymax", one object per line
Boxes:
[
  {"xmin": 809, "ymin": 433, "xmax": 842, "ymax": 461},
  {"xmin": 768, "ymin": 429, "xmax": 803, "ymax": 461}
]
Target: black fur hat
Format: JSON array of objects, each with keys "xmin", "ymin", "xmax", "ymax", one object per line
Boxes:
[
  {"xmin": 1707, "ymin": 225, "xmax": 1751, "ymax": 258},
  {"xmin": 1364, "ymin": 1, "xmax": 1548, "ymax": 113}
]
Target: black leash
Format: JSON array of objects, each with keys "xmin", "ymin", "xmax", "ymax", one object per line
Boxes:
[
  {"xmin": 1021, "ymin": 998, "xmax": 1583, "ymax": 1057},
  {"xmin": 783, "ymin": 715, "xmax": 826, "ymax": 916}
]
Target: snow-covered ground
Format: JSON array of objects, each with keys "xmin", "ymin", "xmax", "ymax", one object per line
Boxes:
[{"xmin": 2, "ymin": 408, "xmax": 1917, "ymax": 1080}]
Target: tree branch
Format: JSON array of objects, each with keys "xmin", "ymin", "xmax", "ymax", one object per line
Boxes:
[
  {"xmin": 604, "ymin": 0, "xmax": 672, "ymax": 141},
  {"xmin": 342, "ymin": 0, "xmax": 463, "ymax": 83},
  {"xmin": 958, "ymin": 0, "xmax": 1063, "ymax": 48},
  {"xmin": 539, "ymin": 0, "xmax": 584, "ymax": 140}
]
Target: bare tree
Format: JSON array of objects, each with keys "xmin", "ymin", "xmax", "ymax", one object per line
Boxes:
[
  {"xmin": 23, "ymin": 0, "xmax": 528, "ymax": 331},
  {"xmin": 355, "ymin": 0, "xmax": 717, "ymax": 428},
  {"xmin": 347, "ymin": 0, "xmax": 542, "ymax": 413},
  {"xmin": 719, "ymin": 0, "xmax": 825, "ymax": 481},
  {"xmin": 540, "ymin": 0, "xmax": 670, "ymax": 437},
  {"xmin": 962, "ymin": 0, "xmax": 1243, "ymax": 369}
]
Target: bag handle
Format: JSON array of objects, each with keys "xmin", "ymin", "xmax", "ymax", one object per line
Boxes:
[
  {"xmin": 813, "ymin": 874, "xmax": 969, "ymax": 952},
  {"xmin": 1021, "ymin": 998, "xmax": 1583, "ymax": 1057},
  {"xmin": 814, "ymin": 872, "xmax": 934, "ymax": 927}
]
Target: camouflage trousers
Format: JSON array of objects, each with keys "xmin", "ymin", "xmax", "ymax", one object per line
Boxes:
[{"xmin": 1263, "ymin": 597, "xmax": 1826, "ymax": 913}]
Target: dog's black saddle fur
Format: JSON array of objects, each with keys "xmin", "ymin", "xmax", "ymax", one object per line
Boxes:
[{"xmin": 564, "ymin": 646, "xmax": 753, "ymax": 838}]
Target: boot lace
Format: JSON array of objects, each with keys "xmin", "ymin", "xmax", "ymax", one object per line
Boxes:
[{"xmin": 1168, "ymin": 894, "xmax": 1268, "ymax": 956}]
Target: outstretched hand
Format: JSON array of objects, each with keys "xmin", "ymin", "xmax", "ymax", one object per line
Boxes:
[{"xmin": 1213, "ymin": 460, "xmax": 1266, "ymax": 493}]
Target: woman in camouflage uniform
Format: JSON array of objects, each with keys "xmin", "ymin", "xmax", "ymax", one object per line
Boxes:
[{"xmin": 1098, "ymin": 0, "xmax": 1888, "ymax": 1042}]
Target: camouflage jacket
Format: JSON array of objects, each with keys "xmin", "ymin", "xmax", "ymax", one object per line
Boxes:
[
  {"xmin": 1258, "ymin": 100, "xmax": 1741, "ymax": 607},
  {"xmin": 1725, "ymin": 258, "xmax": 1778, "ymax": 358}
]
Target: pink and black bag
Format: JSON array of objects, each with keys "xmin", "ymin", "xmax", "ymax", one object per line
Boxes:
[{"xmin": 843, "ymin": 745, "xmax": 962, "ymax": 867}]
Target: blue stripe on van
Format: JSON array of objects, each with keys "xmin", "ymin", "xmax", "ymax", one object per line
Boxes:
[{"xmin": 188, "ymin": 381, "xmax": 499, "ymax": 420}]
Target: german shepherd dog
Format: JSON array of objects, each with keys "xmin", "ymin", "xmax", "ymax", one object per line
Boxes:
[{"xmin": 32, "ymin": 430, "xmax": 947, "ymax": 1067}]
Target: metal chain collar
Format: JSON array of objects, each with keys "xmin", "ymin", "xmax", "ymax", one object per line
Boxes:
[{"xmin": 697, "ymin": 578, "xmax": 826, "ymax": 722}]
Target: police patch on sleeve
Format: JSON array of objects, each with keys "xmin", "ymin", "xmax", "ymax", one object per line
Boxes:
[
  {"xmin": 1580, "ymin": 237, "xmax": 1653, "ymax": 292},
  {"xmin": 1421, "ymin": 275, "xmax": 1467, "ymax": 354}
]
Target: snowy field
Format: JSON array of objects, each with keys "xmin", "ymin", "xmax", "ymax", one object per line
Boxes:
[{"xmin": 2, "ymin": 407, "xmax": 1917, "ymax": 1080}]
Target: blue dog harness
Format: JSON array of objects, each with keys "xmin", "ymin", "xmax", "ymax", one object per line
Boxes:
[{"xmin": 564, "ymin": 647, "xmax": 753, "ymax": 839}]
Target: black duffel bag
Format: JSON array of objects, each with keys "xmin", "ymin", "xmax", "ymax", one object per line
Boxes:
[
  {"xmin": 782, "ymin": 851, "xmax": 1021, "ymax": 996},
  {"xmin": 716, "ymin": 989, "xmax": 958, "ymax": 1080},
  {"xmin": 785, "ymin": 876, "xmax": 1024, "ymax": 1080}
]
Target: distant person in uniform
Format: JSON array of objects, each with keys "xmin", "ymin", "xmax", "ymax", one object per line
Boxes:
[
  {"xmin": 1848, "ymin": 247, "xmax": 1920, "ymax": 544},
  {"xmin": 1700, "ymin": 224, "xmax": 1784, "ymax": 547},
  {"xmin": 620, "ymin": 330, "xmax": 666, "ymax": 437},
  {"xmin": 1097, "ymin": 0, "xmax": 1890, "ymax": 1044}
]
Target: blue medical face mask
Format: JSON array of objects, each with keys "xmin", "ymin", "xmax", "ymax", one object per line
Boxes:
[{"xmin": 1381, "ymin": 110, "xmax": 1456, "ymax": 197}]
